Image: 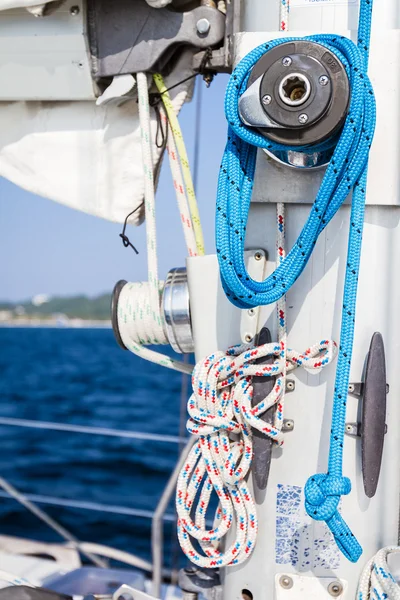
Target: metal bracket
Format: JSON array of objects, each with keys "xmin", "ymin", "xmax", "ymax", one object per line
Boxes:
[
  {"xmin": 88, "ymin": 0, "xmax": 226, "ymax": 76},
  {"xmin": 275, "ymin": 574, "xmax": 347, "ymax": 599},
  {"xmin": 192, "ymin": 0, "xmax": 240, "ymax": 75},
  {"xmin": 178, "ymin": 567, "xmax": 222, "ymax": 600},
  {"xmin": 113, "ymin": 585, "xmax": 159, "ymax": 600}
]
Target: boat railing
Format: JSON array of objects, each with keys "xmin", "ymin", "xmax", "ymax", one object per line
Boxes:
[{"xmin": 0, "ymin": 416, "xmax": 192, "ymax": 596}]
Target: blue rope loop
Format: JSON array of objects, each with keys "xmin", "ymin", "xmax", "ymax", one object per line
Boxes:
[{"xmin": 215, "ymin": 0, "xmax": 375, "ymax": 563}]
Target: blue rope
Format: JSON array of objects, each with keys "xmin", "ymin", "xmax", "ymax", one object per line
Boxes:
[{"xmin": 216, "ymin": 0, "xmax": 375, "ymax": 563}]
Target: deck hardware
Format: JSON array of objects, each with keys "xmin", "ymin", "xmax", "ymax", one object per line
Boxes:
[
  {"xmin": 286, "ymin": 379, "xmax": 295, "ymax": 392},
  {"xmin": 196, "ymin": 18, "xmax": 211, "ymax": 35},
  {"xmin": 327, "ymin": 581, "xmax": 344, "ymax": 597},
  {"xmin": 347, "ymin": 333, "xmax": 388, "ymax": 498},
  {"xmin": 251, "ymin": 327, "xmax": 276, "ymax": 490},
  {"xmin": 238, "ymin": 40, "xmax": 350, "ymax": 168},
  {"xmin": 282, "ymin": 419, "xmax": 294, "ymax": 432},
  {"xmin": 279, "ymin": 575, "xmax": 293, "ymax": 589}
]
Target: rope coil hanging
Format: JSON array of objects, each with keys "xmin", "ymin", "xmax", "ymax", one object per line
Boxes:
[
  {"xmin": 176, "ymin": 338, "xmax": 337, "ymax": 567},
  {"xmin": 213, "ymin": 0, "xmax": 375, "ymax": 564}
]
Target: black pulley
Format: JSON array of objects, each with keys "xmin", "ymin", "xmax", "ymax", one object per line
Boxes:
[
  {"xmin": 111, "ymin": 279, "xmax": 128, "ymax": 350},
  {"xmin": 238, "ymin": 40, "xmax": 350, "ymax": 147}
]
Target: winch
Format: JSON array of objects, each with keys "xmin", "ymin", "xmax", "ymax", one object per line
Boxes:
[{"xmin": 238, "ymin": 40, "xmax": 350, "ymax": 168}]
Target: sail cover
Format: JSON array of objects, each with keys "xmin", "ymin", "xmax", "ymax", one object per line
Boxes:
[{"xmin": 0, "ymin": 36, "xmax": 194, "ymax": 224}]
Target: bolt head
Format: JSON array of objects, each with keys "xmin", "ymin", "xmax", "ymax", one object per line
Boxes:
[
  {"xmin": 70, "ymin": 5, "xmax": 80, "ymax": 15},
  {"xmin": 282, "ymin": 56, "xmax": 292, "ymax": 67},
  {"xmin": 298, "ymin": 113, "xmax": 308, "ymax": 124},
  {"xmin": 328, "ymin": 581, "xmax": 343, "ymax": 597},
  {"xmin": 262, "ymin": 94, "xmax": 272, "ymax": 105},
  {"xmin": 319, "ymin": 75, "xmax": 330, "ymax": 86},
  {"xmin": 196, "ymin": 18, "xmax": 211, "ymax": 35},
  {"xmin": 279, "ymin": 575, "xmax": 293, "ymax": 589}
]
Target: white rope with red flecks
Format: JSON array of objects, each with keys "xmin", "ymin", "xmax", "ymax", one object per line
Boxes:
[{"xmin": 176, "ymin": 335, "xmax": 337, "ymax": 567}]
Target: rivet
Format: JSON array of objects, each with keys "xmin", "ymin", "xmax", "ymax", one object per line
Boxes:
[
  {"xmin": 248, "ymin": 309, "xmax": 255, "ymax": 316},
  {"xmin": 70, "ymin": 5, "xmax": 80, "ymax": 15},
  {"xmin": 279, "ymin": 575, "xmax": 293, "ymax": 589},
  {"xmin": 245, "ymin": 334, "xmax": 253, "ymax": 343},
  {"xmin": 282, "ymin": 56, "xmax": 292, "ymax": 67},
  {"xmin": 328, "ymin": 581, "xmax": 343, "ymax": 597},
  {"xmin": 286, "ymin": 380, "xmax": 295, "ymax": 391},
  {"xmin": 254, "ymin": 252, "xmax": 263, "ymax": 261},
  {"xmin": 348, "ymin": 383, "xmax": 355, "ymax": 393}
]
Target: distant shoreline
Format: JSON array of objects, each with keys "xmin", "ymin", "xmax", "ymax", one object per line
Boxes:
[{"xmin": 0, "ymin": 320, "xmax": 111, "ymax": 329}]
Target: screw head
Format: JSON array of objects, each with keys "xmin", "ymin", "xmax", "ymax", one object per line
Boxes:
[
  {"xmin": 282, "ymin": 56, "xmax": 292, "ymax": 67},
  {"xmin": 70, "ymin": 5, "xmax": 80, "ymax": 15},
  {"xmin": 319, "ymin": 75, "xmax": 330, "ymax": 86},
  {"xmin": 298, "ymin": 113, "xmax": 308, "ymax": 124},
  {"xmin": 328, "ymin": 581, "xmax": 343, "ymax": 597},
  {"xmin": 262, "ymin": 94, "xmax": 272, "ymax": 105},
  {"xmin": 196, "ymin": 18, "xmax": 211, "ymax": 34},
  {"xmin": 279, "ymin": 575, "xmax": 293, "ymax": 589}
]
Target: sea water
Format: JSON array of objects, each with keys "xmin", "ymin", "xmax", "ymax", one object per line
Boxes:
[{"xmin": 0, "ymin": 327, "xmax": 188, "ymax": 568}]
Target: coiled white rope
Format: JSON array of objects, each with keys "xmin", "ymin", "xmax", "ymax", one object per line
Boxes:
[
  {"xmin": 176, "ymin": 338, "xmax": 337, "ymax": 567},
  {"xmin": 117, "ymin": 72, "xmax": 203, "ymax": 374},
  {"xmin": 358, "ymin": 547, "xmax": 400, "ymax": 599}
]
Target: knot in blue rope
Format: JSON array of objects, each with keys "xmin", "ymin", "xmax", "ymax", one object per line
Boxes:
[
  {"xmin": 305, "ymin": 474, "xmax": 362, "ymax": 562},
  {"xmin": 305, "ymin": 473, "xmax": 351, "ymax": 521}
]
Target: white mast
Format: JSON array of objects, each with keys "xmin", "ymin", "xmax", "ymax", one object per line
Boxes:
[{"xmin": 187, "ymin": 0, "xmax": 400, "ymax": 597}]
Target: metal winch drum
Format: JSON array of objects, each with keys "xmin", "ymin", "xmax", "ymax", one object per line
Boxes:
[
  {"xmin": 238, "ymin": 40, "xmax": 350, "ymax": 168},
  {"xmin": 111, "ymin": 267, "xmax": 194, "ymax": 354}
]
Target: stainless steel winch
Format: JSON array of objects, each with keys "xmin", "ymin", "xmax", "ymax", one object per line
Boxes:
[
  {"xmin": 111, "ymin": 268, "xmax": 194, "ymax": 354},
  {"xmin": 238, "ymin": 40, "xmax": 350, "ymax": 168}
]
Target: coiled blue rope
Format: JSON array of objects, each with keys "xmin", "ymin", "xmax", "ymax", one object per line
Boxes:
[{"xmin": 216, "ymin": 0, "xmax": 375, "ymax": 563}]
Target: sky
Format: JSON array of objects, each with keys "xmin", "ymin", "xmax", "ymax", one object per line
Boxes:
[{"xmin": 0, "ymin": 74, "xmax": 229, "ymax": 302}]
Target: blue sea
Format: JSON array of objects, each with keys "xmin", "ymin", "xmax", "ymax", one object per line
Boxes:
[{"xmin": 0, "ymin": 327, "xmax": 189, "ymax": 570}]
